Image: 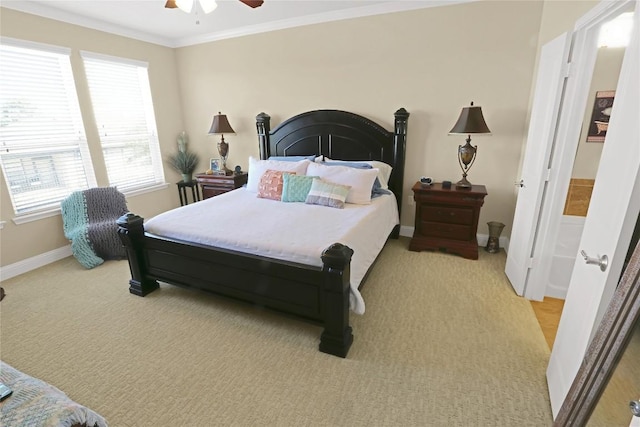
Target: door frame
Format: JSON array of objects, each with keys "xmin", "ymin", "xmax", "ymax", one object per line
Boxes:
[
  {"xmin": 554, "ymin": 239, "xmax": 640, "ymax": 426},
  {"xmin": 524, "ymin": 0, "xmax": 636, "ymax": 301}
]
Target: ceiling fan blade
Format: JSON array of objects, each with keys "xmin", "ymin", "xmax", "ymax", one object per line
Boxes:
[{"xmin": 238, "ymin": 0, "xmax": 264, "ymax": 8}]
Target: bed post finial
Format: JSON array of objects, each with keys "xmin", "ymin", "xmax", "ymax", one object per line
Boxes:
[{"xmin": 256, "ymin": 112, "xmax": 271, "ymax": 160}]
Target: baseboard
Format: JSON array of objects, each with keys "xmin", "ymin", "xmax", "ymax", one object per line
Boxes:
[
  {"xmin": 399, "ymin": 225, "xmax": 510, "ymax": 253},
  {"xmin": 0, "ymin": 245, "xmax": 72, "ymax": 281}
]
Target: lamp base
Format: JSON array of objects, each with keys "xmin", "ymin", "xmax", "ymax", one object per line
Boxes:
[{"xmin": 456, "ymin": 176, "xmax": 473, "ymax": 190}]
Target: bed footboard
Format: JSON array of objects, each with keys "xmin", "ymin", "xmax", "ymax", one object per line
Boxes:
[{"xmin": 117, "ymin": 213, "xmax": 354, "ymax": 357}]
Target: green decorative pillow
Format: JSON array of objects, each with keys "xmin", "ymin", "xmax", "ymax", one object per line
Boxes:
[
  {"xmin": 305, "ymin": 178, "xmax": 351, "ymax": 209},
  {"xmin": 282, "ymin": 174, "xmax": 317, "ymax": 202}
]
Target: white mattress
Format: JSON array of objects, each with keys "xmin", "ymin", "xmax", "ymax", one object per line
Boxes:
[{"xmin": 144, "ymin": 188, "xmax": 399, "ymax": 314}]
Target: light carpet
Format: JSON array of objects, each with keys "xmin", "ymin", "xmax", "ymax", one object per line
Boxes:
[{"xmin": 0, "ymin": 238, "xmax": 553, "ymax": 426}]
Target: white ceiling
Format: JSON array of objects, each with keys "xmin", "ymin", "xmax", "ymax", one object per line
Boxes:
[{"xmin": 1, "ymin": 0, "xmax": 469, "ymax": 48}]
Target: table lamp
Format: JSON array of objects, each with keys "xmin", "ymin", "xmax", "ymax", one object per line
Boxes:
[
  {"xmin": 448, "ymin": 101, "xmax": 491, "ymax": 189},
  {"xmin": 209, "ymin": 112, "xmax": 235, "ymax": 176}
]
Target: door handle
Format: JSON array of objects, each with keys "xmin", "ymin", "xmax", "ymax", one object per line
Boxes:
[
  {"xmin": 580, "ymin": 250, "xmax": 608, "ymax": 272},
  {"xmin": 630, "ymin": 399, "xmax": 640, "ymax": 417}
]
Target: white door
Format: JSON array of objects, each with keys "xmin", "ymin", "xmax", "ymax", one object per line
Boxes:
[
  {"xmin": 504, "ymin": 32, "xmax": 571, "ymax": 297},
  {"xmin": 547, "ymin": 5, "xmax": 640, "ymax": 417}
]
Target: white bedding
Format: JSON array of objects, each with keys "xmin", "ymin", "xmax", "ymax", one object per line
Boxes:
[{"xmin": 144, "ymin": 188, "xmax": 399, "ymax": 314}]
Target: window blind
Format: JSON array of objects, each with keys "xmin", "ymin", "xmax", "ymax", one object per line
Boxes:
[
  {"xmin": 0, "ymin": 40, "xmax": 96, "ymax": 214},
  {"xmin": 82, "ymin": 52, "xmax": 164, "ymax": 192}
]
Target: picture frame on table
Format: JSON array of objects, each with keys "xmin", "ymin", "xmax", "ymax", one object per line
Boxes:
[{"xmin": 210, "ymin": 158, "xmax": 224, "ymax": 175}]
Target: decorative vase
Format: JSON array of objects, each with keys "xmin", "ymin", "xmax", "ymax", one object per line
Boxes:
[
  {"xmin": 485, "ymin": 221, "xmax": 505, "ymax": 253},
  {"xmin": 181, "ymin": 173, "xmax": 192, "ymax": 183}
]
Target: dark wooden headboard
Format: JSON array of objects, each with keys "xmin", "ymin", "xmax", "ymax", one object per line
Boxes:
[{"xmin": 255, "ymin": 109, "xmax": 410, "ymax": 223}]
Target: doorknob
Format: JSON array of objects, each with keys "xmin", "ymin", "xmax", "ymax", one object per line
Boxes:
[
  {"xmin": 515, "ymin": 179, "xmax": 525, "ymax": 188},
  {"xmin": 630, "ymin": 400, "xmax": 640, "ymax": 417},
  {"xmin": 580, "ymin": 250, "xmax": 608, "ymax": 272}
]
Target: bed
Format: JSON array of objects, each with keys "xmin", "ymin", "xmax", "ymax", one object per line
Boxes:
[{"xmin": 117, "ymin": 108, "xmax": 410, "ymax": 357}]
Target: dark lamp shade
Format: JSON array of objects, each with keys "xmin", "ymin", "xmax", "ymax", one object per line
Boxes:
[
  {"xmin": 165, "ymin": 0, "xmax": 178, "ymax": 8},
  {"xmin": 449, "ymin": 105, "xmax": 491, "ymax": 135},
  {"xmin": 208, "ymin": 112, "xmax": 235, "ymax": 135}
]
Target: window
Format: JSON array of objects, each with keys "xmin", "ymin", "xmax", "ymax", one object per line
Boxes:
[
  {"xmin": 0, "ymin": 39, "xmax": 96, "ymax": 215},
  {"xmin": 81, "ymin": 52, "xmax": 164, "ymax": 192}
]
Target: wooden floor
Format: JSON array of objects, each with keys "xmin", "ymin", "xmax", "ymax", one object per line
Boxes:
[{"xmin": 530, "ymin": 297, "xmax": 565, "ymax": 349}]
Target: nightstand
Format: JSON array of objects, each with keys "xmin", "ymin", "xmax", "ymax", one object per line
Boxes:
[
  {"xmin": 196, "ymin": 172, "xmax": 248, "ymax": 199},
  {"xmin": 409, "ymin": 182, "xmax": 487, "ymax": 260}
]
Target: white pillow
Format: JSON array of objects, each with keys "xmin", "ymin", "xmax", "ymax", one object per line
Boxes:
[
  {"xmin": 306, "ymin": 162, "xmax": 378, "ymax": 205},
  {"xmin": 318, "ymin": 158, "xmax": 392, "ymax": 190},
  {"xmin": 247, "ymin": 157, "xmax": 311, "ymax": 193}
]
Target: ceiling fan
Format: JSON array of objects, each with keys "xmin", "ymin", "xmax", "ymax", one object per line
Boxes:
[{"xmin": 165, "ymin": 0, "xmax": 263, "ymax": 14}]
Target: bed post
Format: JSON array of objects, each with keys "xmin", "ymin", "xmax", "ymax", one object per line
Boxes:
[
  {"xmin": 256, "ymin": 112, "xmax": 271, "ymax": 160},
  {"xmin": 391, "ymin": 108, "xmax": 410, "ymax": 238},
  {"xmin": 319, "ymin": 243, "xmax": 354, "ymax": 358},
  {"xmin": 117, "ymin": 213, "xmax": 159, "ymax": 297}
]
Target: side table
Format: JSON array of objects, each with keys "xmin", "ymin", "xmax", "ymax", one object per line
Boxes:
[{"xmin": 177, "ymin": 180, "xmax": 200, "ymax": 206}]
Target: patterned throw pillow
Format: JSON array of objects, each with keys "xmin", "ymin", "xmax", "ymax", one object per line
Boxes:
[
  {"xmin": 282, "ymin": 174, "xmax": 317, "ymax": 203},
  {"xmin": 257, "ymin": 170, "xmax": 293, "ymax": 201},
  {"xmin": 305, "ymin": 178, "xmax": 351, "ymax": 209}
]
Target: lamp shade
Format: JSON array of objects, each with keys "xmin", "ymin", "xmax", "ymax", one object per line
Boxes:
[
  {"xmin": 449, "ymin": 102, "xmax": 491, "ymax": 135},
  {"xmin": 208, "ymin": 112, "xmax": 235, "ymax": 135}
]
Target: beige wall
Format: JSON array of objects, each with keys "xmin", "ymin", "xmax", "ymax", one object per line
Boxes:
[
  {"xmin": 176, "ymin": 0, "xmax": 543, "ymax": 238},
  {"xmin": 572, "ymin": 47, "xmax": 625, "ymax": 179},
  {"xmin": 537, "ymin": 0, "xmax": 600, "ymax": 45},
  {"xmin": 1, "ymin": 0, "xmax": 596, "ymax": 268},
  {"xmin": 0, "ymin": 8, "xmax": 185, "ymax": 266}
]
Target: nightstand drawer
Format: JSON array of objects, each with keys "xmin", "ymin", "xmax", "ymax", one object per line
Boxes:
[
  {"xmin": 197, "ymin": 176, "xmax": 236, "ymax": 186},
  {"xmin": 196, "ymin": 172, "xmax": 247, "ymax": 200},
  {"xmin": 421, "ymin": 221, "xmax": 473, "ymax": 241},
  {"xmin": 202, "ymin": 187, "xmax": 229, "ymax": 199},
  {"xmin": 422, "ymin": 206, "xmax": 473, "ymax": 225}
]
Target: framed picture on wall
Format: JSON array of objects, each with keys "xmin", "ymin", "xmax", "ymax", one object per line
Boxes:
[{"xmin": 586, "ymin": 90, "xmax": 615, "ymax": 142}]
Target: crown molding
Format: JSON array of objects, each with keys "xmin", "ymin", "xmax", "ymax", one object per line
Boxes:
[
  {"xmin": 2, "ymin": 0, "xmax": 476, "ymax": 48},
  {"xmin": 173, "ymin": 0, "xmax": 475, "ymax": 48},
  {"xmin": 1, "ymin": 1, "xmax": 176, "ymax": 47}
]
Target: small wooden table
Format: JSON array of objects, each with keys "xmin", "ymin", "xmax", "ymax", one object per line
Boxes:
[
  {"xmin": 409, "ymin": 182, "xmax": 487, "ymax": 260},
  {"xmin": 176, "ymin": 180, "xmax": 200, "ymax": 206}
]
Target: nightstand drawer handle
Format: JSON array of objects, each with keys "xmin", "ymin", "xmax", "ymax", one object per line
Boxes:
[{"xmin": 437, "ymin": 211, "xmax": 455, "ymax": 217}]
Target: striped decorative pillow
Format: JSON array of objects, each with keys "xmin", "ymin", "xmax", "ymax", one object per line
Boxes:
[{"xmin": 305, "ymin": 178, "xmax": 350, "ymax": 209}]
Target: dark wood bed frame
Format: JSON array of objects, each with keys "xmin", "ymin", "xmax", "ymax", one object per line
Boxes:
[{"xmin": 117, "ymin": 108, "xmax": 409, "ymax": 357}]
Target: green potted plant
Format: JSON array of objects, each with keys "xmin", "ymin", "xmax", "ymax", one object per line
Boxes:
[{"xmin": 167, "ymin": 131, "xmax": 200, "ymax": 182}]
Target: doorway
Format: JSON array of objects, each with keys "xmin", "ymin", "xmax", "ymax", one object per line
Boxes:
[
  {"xmin": 545, "ymin": 0, "xmax": 639, "ymax": 417},
  {"xmin": 546, "ymin": 12, "xmax": 632, "ymax": 300}
]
